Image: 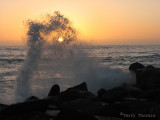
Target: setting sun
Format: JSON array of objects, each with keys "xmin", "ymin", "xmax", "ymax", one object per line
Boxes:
[
  {"xmin": 58, "ymin": 38, "xmax": 63, "ymax": 42},
  {"xmin": 0, "ymin": 0, "xmax": 160, "ymax": 45}
]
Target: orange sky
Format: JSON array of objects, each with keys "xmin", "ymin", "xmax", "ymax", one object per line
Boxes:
[{"xmin": 0, "ymin": 0, "xmax": 160, "ymax": 45}]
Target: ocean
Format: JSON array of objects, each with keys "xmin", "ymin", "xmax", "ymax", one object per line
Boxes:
[{"xmin": 0, "ymin": 45, "xmax": 160, "ymax": 104}]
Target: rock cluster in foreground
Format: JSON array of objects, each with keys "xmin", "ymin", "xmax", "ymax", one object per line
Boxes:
[{"xmin": 1, "ymin": 62, "xmax": 160, "ymax": 120}]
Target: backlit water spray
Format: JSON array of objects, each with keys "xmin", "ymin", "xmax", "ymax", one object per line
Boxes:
[
  {"xmin": 16, "ymin": 11, "xmax": 77, "ymax": 101},
  {"xmin": 16, "ymin": 11, "xmax": 135, "ymax": 102}
]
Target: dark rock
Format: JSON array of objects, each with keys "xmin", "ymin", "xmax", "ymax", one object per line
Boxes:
[
  {"xmin": 45, "ymin": 109, "xmax": 60, "ymax": 117},
  {"xmin": 136, "ymin": 66, "xmax": 160, "ymax": 90},
  {"xmin": 146, "ymin": 65, "xmax": 155, "ymax": 69},
  {"xmin": 123, "ymin": 97, "xmax": 148, "ymax": 102},
  {"xmin": 60, "ymin": 99, "xmax": 105, "ymax": 115},
  {"xmin": 98, "ymin": 84, "xmax": 142, "ymax": 103},
  {"xmin": 139, "ymin": 88, "xmax": 160, "ymax": 102},
  {"xmin": 0, "ymin": 103, "xmax": 8, "ymax": 111},
  {"xmin": 58, "ymin": 82, "xmax": 95, "ymax": 103},
  {"xmin": 55, "ymin": 108, "xmax": 97, "ymax": 120},
  {"xmin": 0, "ymin": 99, "xmax": 53, "ymax": 119},
  {"xmin": 98, "ymin": 87, "xmax": 128, "ymax": 103},
  {"xmin": 129, "ymin": 62, "xmax": 145, "ymax": 73},
  {"xmin": 25, "ymin": 96, "xmax": 39, "ymax": 102},
  {"xmin": 44, "ymin": 96, "xmax": 59, "ymax": 103},
  {"xmin": 67, "ymin": 82, "xmax": 88, "ymax": 92},
  {"xmin": 48, "ymin": 84, "xmax": 60, "ymax": 96},
  {"xmin": 97, "ymin": 88, "xmax": 106, "ymax": 98},
  {"xmin": 122, "ymin": 84, "xmax": 143, "ymax": 98},
  {"xmin": 58, "ymin": 90, "xmax": 95, "ymax": 103},
  {"xmin": 26, "ymin": 112, "xmax": 50, "ymax": 120}
]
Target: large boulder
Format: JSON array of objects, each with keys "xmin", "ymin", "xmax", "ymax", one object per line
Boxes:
[
  {"xmin": 123, "ymin": 84, "xmax": 143, "ymax": 98},
  {"xmin": 136, "ymin": 66, "xmax": 160, "ymax": 90},
  {"xmin": 129, "ymin": 62, "xmax": 145, "ymax": 73},
  {"xmin": 48, "ymin": 84, "xmax": 60, "ymax": 97},
  {"xmin": 97, "ymin": 84, "xmax": 142, "ymax": 103},
  {"xmin": 58, "ymin": 82, "xmax": 95, "ymax": 103},
  {"xmin": 98, "ymin": 87, "xmax": 128, "ymax": 103},
  {"xmin": 66, "ymin": 82, "xmax": 88, "ymax": 92},
  {"xmin": 139, "ymin": 88, "xmax": 160, "ymax": 102},
  {"xmin": 58, "ymin": 90, "xmax": 95, "ymax": 103}
]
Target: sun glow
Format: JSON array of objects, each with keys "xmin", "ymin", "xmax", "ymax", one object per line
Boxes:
[{"xmin": 58, "ymin": 38, "xmax": 63, "ymax": 42}]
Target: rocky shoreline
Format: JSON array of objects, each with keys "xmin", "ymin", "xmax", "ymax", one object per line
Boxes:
[{"xmin": 0, "ymin": 62, "xmax": 160, "ymax": 120}]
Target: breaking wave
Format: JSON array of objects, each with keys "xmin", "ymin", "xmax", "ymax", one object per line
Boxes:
[{"xmin": 16, "ymin": 11, "xmax": 135, "ymax": 102}]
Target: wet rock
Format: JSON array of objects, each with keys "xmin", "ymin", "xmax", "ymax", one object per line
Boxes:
[
  {"xmin": 146, "ymin": 65, "xmax": 155, "ymax": 69},
  {"xmin": 60, "ymin": 99, "xmax": 105, "ymax": 115},
  {"xmin": 98, "ymin": 84, "xmax": 142, "ymax": 103},
  {"xmin": 58, "ymin": 82, "xmax": 95, "ymax": 103},
  {"xmin": 136, "ymin": 66, "xmax": 160, "ymax": 90},
  {"xmin": 58, "ymin": 90, "xmax": 95, "ymax": 103},
  {"xmin": 26, "ymin": 112, "xmax": 50, "ymax": 120},
  {"xmin": 25, "ymin": 96, "xmax": 39, "ymax": 102},
  {"xmin": 122, "ymin": 84, "xmax": 143, "ymax": 98},
  {"xmin": 97, "ymin": 88, "xmax": 106, "ymax": 98},
  {"xmin": 67, "ymin": 82, "xmax": 88, "ymax": 92},
  {"xmin": 45, "ymin": 110, "xmax": 60, "ymax": 117},
  {"xmin": 55, "ymin": 108, "xmax": 97, "ymax": 120},
  {"xmin": 123, "ymin": 97, "xmax": 148, "ymax": 102},
  {"xmin": 139, "ymin": 88, "xmax": 160, "ymax": 102},
  {"xmin": 3, "ymin": 80, "xmax": 160, "ymax": 119},
  {"xmin": 47, "ymin": 104, "xmax": 59, "ymax": 110},
  {"xmin": 129, "ymin": 62, "xmax": 145, "ymax": 73},
  {"xmin": 48, "ymin": 84, "xmax": 60, "ymax": 97},
  {"xmin": 97, "ymin": 87, "xmax": 128, "ymax": 103}
]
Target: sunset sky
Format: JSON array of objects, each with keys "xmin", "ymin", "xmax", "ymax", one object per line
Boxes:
[{"xmin": 0, "ymin": 0, "xmax": 160, "ymax": 45}]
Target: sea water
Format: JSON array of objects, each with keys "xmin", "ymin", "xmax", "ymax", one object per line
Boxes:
[{"xmin": 0, "ymin": 45, "xmax": 160, "ymax": 104}]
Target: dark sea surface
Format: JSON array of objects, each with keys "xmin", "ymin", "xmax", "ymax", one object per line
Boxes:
[{"xmin": 0, "ymin": 45, "xmax": 160, "ymax": 104}]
